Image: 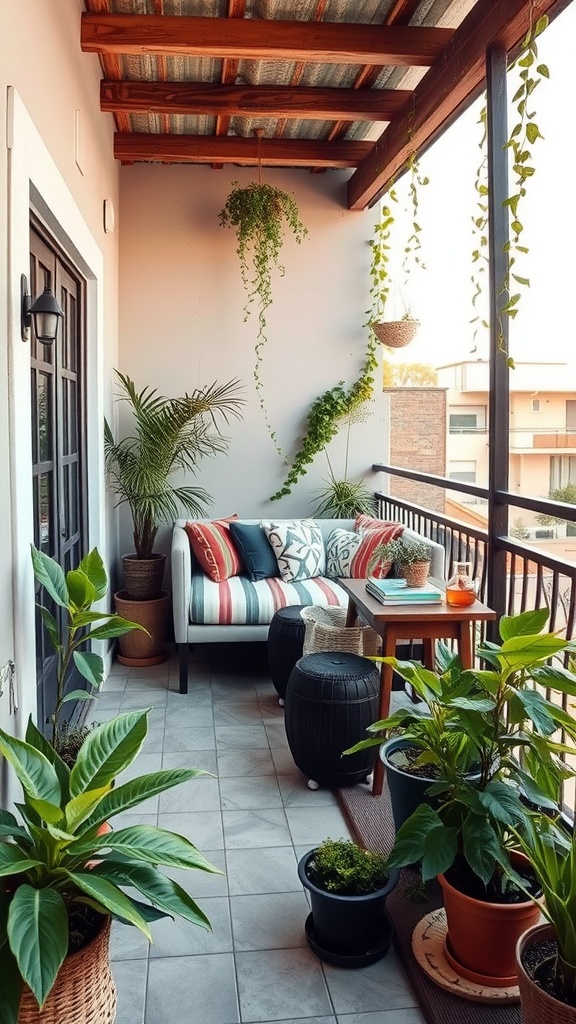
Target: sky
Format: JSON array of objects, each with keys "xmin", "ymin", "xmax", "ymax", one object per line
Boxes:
[{"xmin": 380, "ymin": 3, "xmax": 575, "ymax": 369}]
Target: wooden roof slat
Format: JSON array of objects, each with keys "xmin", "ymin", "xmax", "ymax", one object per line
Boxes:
[
  {"xmin": 114, "ymin": 132, "xmax": 372, "ymax": 167},
  {"xmin": 100, "ymin": 80, "xmax": 412, "ymax": 121},
  {"xmin": 348, "ymin": 0, "xmax": 570, "ymax": 209},
  {"xmin": 81, "ymin": 14, "xmax": 453, "ymax": 66},
  {"xmin": 83, "ymin": 0, "xmax": 130, "ymax": 133}
]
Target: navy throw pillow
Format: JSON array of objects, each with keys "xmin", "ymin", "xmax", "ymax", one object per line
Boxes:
[{"xmin": 229, "ymin": 522, "xmax": 280, "ymax": 582}]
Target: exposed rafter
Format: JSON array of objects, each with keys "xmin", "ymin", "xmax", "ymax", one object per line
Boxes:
[
  {"xmin": 113, "ymin": 133, "xmax": 372, "ymax": 167},
  {"xmin": 348, "ymin": 0, "xmax": 571, "ymax": 208},
  {"xmin": 100, "ymin": 81, "xmax": 411, "ymax": 122},
  {"xmin": 81, "ymin": 15, "xmax": 453, "ymax": 66}
]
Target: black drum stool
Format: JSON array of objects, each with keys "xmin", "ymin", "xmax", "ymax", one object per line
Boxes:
[
  {"xmin": 267, "ymin": 605, "xmax": 307, "ymax": 706},
  {"xmin": 284, "ymin": 652, "xmax": 379, "ymax": 790}
]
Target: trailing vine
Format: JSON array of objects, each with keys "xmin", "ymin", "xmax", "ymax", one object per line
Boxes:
[
  {"xmin": 368, "ymin": 194, "xmax": 396, "ymax": 326},
  {"xmin": 402, "ymin": 149, "xmax": 428, "ymax": 296},
  {"xmin": 219, "ymin": 172, "xmax": 307, "ymax": 455},
  {"xmin": 469, "ymin": 15, "xmax": 549, "ymax": 366}
]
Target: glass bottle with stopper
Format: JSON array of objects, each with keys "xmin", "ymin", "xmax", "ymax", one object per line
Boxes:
[{"xmin": 445, "ymin": 561, "xmax": 476, "ymax": 607}]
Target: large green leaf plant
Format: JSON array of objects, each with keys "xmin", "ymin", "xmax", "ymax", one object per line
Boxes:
[
  {"xmin": 31, "ymin": 545, "xmax": 143, "ymax": 753},
  {"xmin": 0, "ymin": 709, "xmax": 219, "ymax": 1023}
]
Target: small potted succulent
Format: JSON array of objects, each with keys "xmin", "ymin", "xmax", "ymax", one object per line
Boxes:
[
  {"xmin": 369, "ymin": 536, "xmax": 431, "ymax": 586},
  {"xmin": 297, "ymin": 837, "xmax": 398, "ymax": 966}
]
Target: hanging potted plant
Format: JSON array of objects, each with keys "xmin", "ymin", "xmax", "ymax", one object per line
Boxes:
[{"xmin": 219, "ymin": 135, "xmax": 307, "ymax": 454}]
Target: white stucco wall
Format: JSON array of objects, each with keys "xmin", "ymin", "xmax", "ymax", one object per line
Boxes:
[
  {"xmin": 0, "ymin": 1, "xmax": 119, "ymax": 792},
  {"xmin": 118, "ymin": 164, "xmax": 388, "ymax": 561}
]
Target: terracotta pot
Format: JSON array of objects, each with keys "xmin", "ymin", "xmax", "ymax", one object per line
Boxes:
[
  {"xmin": 114, "ymin": 590, "xmax": 169, "ymax": 667},
  {"xmin": 516, "ymin": 922, "xmax": 576, "ymax": 1024},
  {"xmin": 438, "ymin": 853, "xmax": 542, "ymax": 986}
]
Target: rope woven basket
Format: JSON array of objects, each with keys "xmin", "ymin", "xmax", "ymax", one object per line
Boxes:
[
  {"xmin": 301, "ymin": 606, "xmax": 381, "ymax": 658},
  {"xmin": 372, "ymin": 320, "xmax": 419, "ymax": 348},
  {"xmin": 403, "ymin": 561, "xmax": 431, "ymax": 588},
  {"xmin": 18, "ymin": 916, "xmax": 117, "ymax": 1024},
  {"xmin": 516, "ymin": 923, "xmax": 575, "ymax": 1024}
]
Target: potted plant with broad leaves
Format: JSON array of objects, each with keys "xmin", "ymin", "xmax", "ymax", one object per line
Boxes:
[
  {"xmin": 369, "ymin": 536, "xmax": 431, "ymax": 587},
  {"xmin": 104, "ymin": 369, "xmax": 244, "ymax": 664},
  {"xmin": 353, "ymin": 610, "xmax": 576, "ymax": 985},
  {"xmin": 346, "ymin": 645, "xmax": 482, "ymax": 833},
  {"xmin": 31, "ymin": 544, "xmax": 143, "ymax": 764},
  {"xmin": 297, "ymin": 837, "xmax": 398, "ymax": 968},
  {"xmin": 0, "ymin": 708, "xmax": 219, "ymax": 1024},
  {"xmin": 513, "ymin": 815, "xmax": 576, "ymax": 1022}
]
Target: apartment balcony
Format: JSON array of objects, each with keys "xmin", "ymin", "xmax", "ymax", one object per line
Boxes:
[{"xmin": 510, "ymin": 429, "xmax": 576, "ymax": 453}]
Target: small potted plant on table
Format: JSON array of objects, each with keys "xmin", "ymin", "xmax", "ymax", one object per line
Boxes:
[
  {"xmin": 370, "ymin": 536, "xmax": 432, "ymax": 587},
  {"xmin": 297, "ymin": 837, "xmax": 398, "ymax": 968}
]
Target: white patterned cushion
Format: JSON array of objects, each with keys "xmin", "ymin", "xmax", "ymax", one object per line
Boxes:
[
  {"xmin": 261, "ymin": 519, "xmax": 325, "ymax": 582},
  {"xmin": 325, "ymin": 528, "xmax": 362, "ymax": 577}
]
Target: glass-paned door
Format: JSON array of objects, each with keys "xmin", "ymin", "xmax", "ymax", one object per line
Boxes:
[{"xmin": 30, "ymin": 220, "xmax": 87, "ymax": 732}]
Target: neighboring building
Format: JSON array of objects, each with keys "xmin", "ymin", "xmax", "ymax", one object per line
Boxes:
[
  {"xmin": 383, "ymin": 387, "xmax": 447, "ymax": 511},
  {"xmin": 436, "ymin": 360, "xmax": 576, "ymax": 537}
]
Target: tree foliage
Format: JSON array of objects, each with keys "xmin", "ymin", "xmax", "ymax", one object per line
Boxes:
[{"xmin": 382, "ymin": 361, "xmax": 437, "ymax": 387}]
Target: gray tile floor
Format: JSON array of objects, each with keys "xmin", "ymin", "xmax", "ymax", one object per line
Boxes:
[{"xmin": 98, "ymin": 644, "xmax": 426, "ymax": 1024}]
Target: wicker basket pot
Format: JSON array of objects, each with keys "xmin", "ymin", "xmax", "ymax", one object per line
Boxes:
[
  {"xmin": 18, "ymin": 915, "xmax": 116, "ymax": 1024},
  {"xmin": 114, "ymin": 590, "xmax": 169, "ymax": 666},
  {"xmin": 516, "ymin": 923, "xmax": 576, "ymax": 1024},
  {"xmin": 372, "ymin": 320, "xmax": 419, "ymax": 348},
  {"xmin": 301, "ymin": 606, "xmax": 381, "ymax": 658},
  {"xmin": 402, "ymin": 560, "xmax": 431, "ymax": 588},
  {"xmin": 122, "ymin": 553, "xmax": 166, "ymax": 600}
]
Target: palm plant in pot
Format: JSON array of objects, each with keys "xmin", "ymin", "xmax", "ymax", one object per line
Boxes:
[
  {"xmin": 353, "ymin": 609, "xmax": 576, "ymax": 985},
  {"xmin": 104, "ymin": 370, "xmax": 244, "ymax": 664},
  {"xmin": 298, "ymin": 837, "xmax": 398, "ymax": 967},
  {"xmin": 0, "ymin": 707, "xmax": 219, "ymax": 1024}
]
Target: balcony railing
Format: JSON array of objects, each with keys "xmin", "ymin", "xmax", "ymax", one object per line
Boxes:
[{"xmin": 373, "ymin": 462, "xmax": 576, "ymax": 815}]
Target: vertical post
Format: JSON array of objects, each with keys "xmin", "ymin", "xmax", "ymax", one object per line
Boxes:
[{"xmin": 486, "ymin": 44, "xmax": 510, "ymax": 629}]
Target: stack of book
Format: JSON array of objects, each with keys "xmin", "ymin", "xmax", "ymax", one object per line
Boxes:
[{"xmin": 365, "ymin": 576, "xmax": 443, "ymax": 606}]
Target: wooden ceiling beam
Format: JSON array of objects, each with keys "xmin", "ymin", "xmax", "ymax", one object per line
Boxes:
[
  {"xmin": 113, "ymin": 132, "xmax": 372, "ymax": 167},
  {"xmin": 347, "ymin": 0, "xmax": 571, "ymax": 209},
  {"xmin": 100, "ymin": 81, "xmax": 412, "ymax": 121},
  {"xmin": 81, "ymin": 14, "xmax": 453, "ymax": 66}
]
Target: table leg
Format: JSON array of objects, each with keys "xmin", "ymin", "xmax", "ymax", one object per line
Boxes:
[
  {"xmin": 371, "ymin": 625, "xmax": 396, "ymax": 797},
  {"xmin": 345, "ymin": 598, "xmax": 359, "ymax": 628},
  {"xmin": 458, "ymin": 621, "xmax": 473, "ymax": 668}
]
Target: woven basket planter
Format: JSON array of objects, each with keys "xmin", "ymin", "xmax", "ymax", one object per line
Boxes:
[
  {"xmin": 516, "ymin": 923, "xmax": 576, "ymax": 1024},
  {"xmin": 301, "ymin": 606, "xmax": 381, "ymax": 658},
  {"xmin": 372, "ymin": 320, "xmax": 419, "ymax": 348},
  {"xmin": 18, "ymin": 916, "xmax": 116, "ymax": 1024},
  {"xmin": 402, "ymin": 561, "xmax": 431, "ymax": 588},
  {"xmin": 122, "ymin": 553, "xmax": 166, "ymax": 600},
  {"xmin": 114, "ymin": 590, "xmax": 170, "ymax": 666}
]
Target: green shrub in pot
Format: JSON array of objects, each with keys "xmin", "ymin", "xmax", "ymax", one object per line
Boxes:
[{"xmin": 0, "ymin": 708, "xmax": 219, "ymax": 1022}]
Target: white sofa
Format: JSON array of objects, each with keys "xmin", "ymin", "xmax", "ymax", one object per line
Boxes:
[{"xmin": 171, "ymin": 517, "xmax": 445, "ymax": 692}]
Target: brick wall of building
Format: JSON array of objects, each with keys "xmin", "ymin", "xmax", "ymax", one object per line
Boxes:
[{"xmin": 386, "ymin": 388, "xmax": 447, "ymax": 512}]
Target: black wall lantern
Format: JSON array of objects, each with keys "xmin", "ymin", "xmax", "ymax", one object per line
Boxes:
[{"xmin": 21, "ymin": 273, "xmax": 64, "ymax": 344}]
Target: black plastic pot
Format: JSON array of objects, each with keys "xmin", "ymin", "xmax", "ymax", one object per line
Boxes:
[
  {"xmin": 298, "ymin": 849, "xmax": 398, "ymax": 961},
  {"xmin": 381, "ymin": 736, "xmax": 439, "ymax": 833}
]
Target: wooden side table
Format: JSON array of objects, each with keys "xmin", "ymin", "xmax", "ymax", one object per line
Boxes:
[{"xmin": 338, "ymin": 578, "xmax": 497, "ymax": 796}]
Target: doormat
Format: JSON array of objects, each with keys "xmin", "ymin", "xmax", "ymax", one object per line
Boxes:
[{"xmin": 336, "ymin": 781, "xmax": 520, "ymax": 1024}]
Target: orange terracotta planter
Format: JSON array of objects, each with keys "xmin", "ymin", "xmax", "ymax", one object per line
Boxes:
[{"xmin": 438, "ymin": 855, "xmax": 542, "ymax": 986}]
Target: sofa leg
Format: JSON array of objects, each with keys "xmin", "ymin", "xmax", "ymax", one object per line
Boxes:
[{"xmin": 179, "ymin": 644, "xmax": 189, "ymax": 694}]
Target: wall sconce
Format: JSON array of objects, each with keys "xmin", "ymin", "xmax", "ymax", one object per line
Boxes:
[{"xmin": 21, "ymin": 273, "xmax": 64, "ymax": 344}]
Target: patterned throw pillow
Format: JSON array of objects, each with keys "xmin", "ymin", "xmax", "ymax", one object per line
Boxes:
[
  {"xmin": 261, "ymin": 519, "xmax": 325, "ymax": 583},
  {"xmin": 350, "ymin": 520, "xmax": 405, "ymax": 579},
  {"xmin": 325, "ymin": 528, "xmax": 362, "ymax": 577},
  {"xmin": 185, "ymin": 516, "xmax": 243, "ymax": 583}
]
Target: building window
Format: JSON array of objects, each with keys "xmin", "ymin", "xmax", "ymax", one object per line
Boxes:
[
  {"xmin": 449, "ymin": 406, "xmax": 486, "ymax": 434},
  {"xmin": 449, "ymin": 461, "xmax": 477, "ymax": 484},
  {"xmin": 550, "ymin": 455, "xmax": 576, "ymax": 491},
  {"xmin": 531, "ymin": 398, "xmax": 540, "ymax": 412}
]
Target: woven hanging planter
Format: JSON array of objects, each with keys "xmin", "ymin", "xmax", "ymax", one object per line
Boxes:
[
  {"xmin": 18, "ymin": 916, "xmax": 116, "ymax": 1024},
  {"xmin": 372, "ymin": 320, "xmax": 419, "ymax": 348}
]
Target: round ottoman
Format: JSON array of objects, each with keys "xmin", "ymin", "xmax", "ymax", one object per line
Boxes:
[
  {"xmin": 284, "ymin": 652, "xmax": 379, "ymax": 789},
  {"xmin": 267, "ymin": 605, "xmax": 307, "ymax": 705}
]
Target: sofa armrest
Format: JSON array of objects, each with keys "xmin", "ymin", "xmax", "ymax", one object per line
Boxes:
[{"xmin": 171, "ymin": 523, "xmax": 191, "ymax": 643}]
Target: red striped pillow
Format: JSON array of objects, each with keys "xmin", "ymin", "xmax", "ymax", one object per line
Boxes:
[
  {"xmin": 185, "ymin": 517, "xmax": 243, "ymax": 583},
  {"xmin": 350, "ymin": 521, "xmax": 405, "ymax": 579}
]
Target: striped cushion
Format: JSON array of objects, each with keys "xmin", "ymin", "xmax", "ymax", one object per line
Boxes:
[
  {"xmin": 190, "ymin": 573, "xmax": 348, "ymax": 625},
  {"xmin": 185, "ymin": 518, "xmax": 243, "ymax": 583},
  {"xmin": 350, "ymin": 521, "xmax": 405, "ymax": 578}
]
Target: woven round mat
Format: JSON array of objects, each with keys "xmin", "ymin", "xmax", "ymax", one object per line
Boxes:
[{"xmin": 412, "ymin": 909, "xmax": 520, "ymax": 1005}]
